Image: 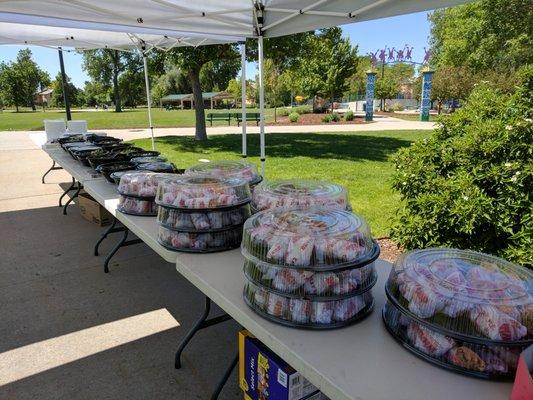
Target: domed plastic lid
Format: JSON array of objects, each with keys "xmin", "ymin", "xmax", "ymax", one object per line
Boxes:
[
  {"xmin": 252, "ymin": 179, "xmax": 349, "ymax": 212},
  {"xmin": 387, "ymin": 248, "xmax": 533, "ymax": 343},
  {"xmin": 117, "ymin": 171, "xmax": 175, "ymax": 198},
  {"xmin": 155, "ymin": 175, "xmax": 252, "ymax": 210},
  {"xmin": 186, "ymin": 160, "xmax": 261, "ymax": 185},
  {"xmin": 136, "ymin": 162, "xmax": 176, "ymax": 173},
  {"xmin": 241, "ymin": 209, "xmax": 377, "ymax": 270},
  {"xmin": 131, "ymin": 156, "xmax": 167, "ymax": 164},
  {"xmin": 110, "ymin": 170, "xmax": 137, "ymax": 184}
]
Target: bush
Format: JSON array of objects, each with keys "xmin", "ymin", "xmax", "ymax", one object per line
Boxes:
[
  {"xmin": 294, "ymin": 105, "xmax": 312, "ymax": 114},
  {"xmin": 330, "ymin": 113, "xmax": 341, "ymax": 122},
  {"xmin": 391, "ymin": 102, "xmax": 404, "ymax": 112},
  {"xmin": 345, "ymin": 110, "xmax": 354, "ymax": 121},
  {"xmin": 322, "ymin": 114, "xmax": 332, "ymax": 123},
  {"xmin": 390, "ymin": 66, "xmax": 533, "ymax": 267},
  {"xmin": 277, "ymin": 108, "xmax": 290, "ymax": 117},
  {"xmin": 288, "ymin": 112, "xmax": 299, "ymax": 123}
]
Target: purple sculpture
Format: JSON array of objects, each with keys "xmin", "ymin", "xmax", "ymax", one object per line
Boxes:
[
  {"xmin": 405, "ymin": 46, "xmax": 414, "ymax": 61},
  {"xmin": 387, "ymin": 47, "xmax": 395, "ymax": 61},
  {"xmin": 378, "ymin": 48, "xmax": 386, "ymax": 64},
  {"xmin": 396, "ymin": 48, "xmax": 405, "ymax": 62},
  {"xmin": 423, "ymin": 47, "xmax": 432, "ymax": 64},
  {"xmin": 369, "ymin": 50, "xmax": 379, "ymax": 66}
]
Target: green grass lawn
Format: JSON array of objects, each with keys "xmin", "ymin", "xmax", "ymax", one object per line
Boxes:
[
  {"xmin": 0, "ymin": 107, "xmax": 276, "ymax": 131},
  {"xmin": 130, "ymin": 130, "xmax": 430, "ymax": 237}
]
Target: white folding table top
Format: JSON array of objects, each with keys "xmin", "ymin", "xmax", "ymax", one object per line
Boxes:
[
  {"xmin": 43, "ymin": 146, "xmax": 102, "ymax": 183},
  {"xmin": 175, "ymin": 252, "xmax": 513, "ymax": 400},
  {"xmin": 83, "ymin": 179, "xmax": 178, "ymax": 263}
]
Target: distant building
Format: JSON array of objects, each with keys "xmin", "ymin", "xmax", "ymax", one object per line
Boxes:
[
  {"xmin": 160, "ymin": 91, "xmax": 235, "ymax": 109},
  {"xmin": 34, "ymin": 88, "xmax": 53, "ymax": 106}
]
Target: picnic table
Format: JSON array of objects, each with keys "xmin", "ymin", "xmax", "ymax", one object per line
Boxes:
[{"xmin": 41, "ymin": 145, "xmax": 514, "ymax": 400}]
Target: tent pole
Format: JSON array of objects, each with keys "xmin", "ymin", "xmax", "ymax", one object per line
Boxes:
[
  {"xmin": 57, "ymin": 48, "xmax": 71, "ymax": 121},
  {"xmin": 258, "ymin": 36, "xmax": 265, "ymax": 176},
  {"xmin": 142, "ymin": 53, "xmax": 155, "ymax": 151},
  {"xmin": 240, "ymin": 41, "xmax": 247, "ymax": 158}
]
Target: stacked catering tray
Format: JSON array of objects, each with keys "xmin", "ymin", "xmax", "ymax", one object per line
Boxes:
[
  {"xmin": 242, "ymin": 208, "xmax": 380, "ymax": 329},
  {"xmin": 252, "ymin": 179, "xmax": 350, "ymax": 213},
  {"xmin": 383, "ymin": 248, "xmax": 533, "ymax": 380},
  {"xmin": 155, "ymin": 175, "xmax": 252, "ymax": 252},
  {"xmin": 185, "ymin": 160, "xmax": 263, "ymax": 189},
  {"xmin": 116, "ymin": 171, "xmax": 175, "ymax": 216}
]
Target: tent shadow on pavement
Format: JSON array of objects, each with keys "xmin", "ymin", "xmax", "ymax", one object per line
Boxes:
[{"xmin": 0, "ymin": 204, "xmax": 241, "ymax": 400}]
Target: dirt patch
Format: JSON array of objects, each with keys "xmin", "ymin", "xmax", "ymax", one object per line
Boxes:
[
  {"xmin": 376, "ymin": 237, "xmax": 403, "ymax": 263},
  {"xmin": 267, "ymin": 112, "xmax": 368, "ymax": 126}
]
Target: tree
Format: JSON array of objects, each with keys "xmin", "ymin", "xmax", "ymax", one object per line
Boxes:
[
  {"xmin": 298, "ymin": 27, "xmax": 358, "ymax": 111},
  {"xmin": 50, "ymin": 72, "xmax": 80, "ymax": 108},
  {"xmin": 82, "ymin": 49, "xmax": 142, "ymax": 112},
  {"xmin": 429, "ymin": 0, "xmax": 533, "ymax": 72},
  {"xmin": 0, "ymin": 49, "xmax": 49, "ymax": 111},
  {"xmin": 166, "ymin": 44, "xmax": 239, "ymax": 141},
  {"xmin": 374, "ymin": 63, "xmax": 415, "ymax": 110},
  {"xmin": 264, "ymin": 59, "xmax": 284, "ymax": 121},
  {"xmin": 431, "ymin": 66, "xmax": 477, "ymax": 113},
  {"xmin": 200, "ymin": 58, "xmax": 240, "ymax": 93},
  {"xmin": 119, "ymin": 70, "xmax": 146, "ymax": 107},
  {"xmin": 82, "ymin": 81, "xmax": 110, "ymax": 107}
]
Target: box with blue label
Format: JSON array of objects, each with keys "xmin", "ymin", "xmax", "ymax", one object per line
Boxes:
[{"xmin": 239, "ymin": 330, "xmax": 323, "ymax": 400}]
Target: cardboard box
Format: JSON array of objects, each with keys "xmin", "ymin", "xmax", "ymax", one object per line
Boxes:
[
  {"xmin": 239, "ymin": 330, "xmax": 322, "ymax": 400},
  {"xmin": 511, "ymin": 345, "xmax": 533, "ymax": 400},
  {"xmin": 78, "ymin": 192, "xmax": 112, "ymax": 226}
]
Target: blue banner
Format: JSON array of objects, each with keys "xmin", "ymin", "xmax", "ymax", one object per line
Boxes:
[
  {"xmin": 365, "ymin": 72, "xmax": 377, "ymax": 121},
  {"xmin": 420, "ymin": 70, "xmax": 434, "ymax": 121}
]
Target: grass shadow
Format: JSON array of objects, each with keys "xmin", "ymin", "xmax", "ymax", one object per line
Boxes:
[{"xmin": 153, "ymin": 132, "xmax": 415, "ymax": 162}]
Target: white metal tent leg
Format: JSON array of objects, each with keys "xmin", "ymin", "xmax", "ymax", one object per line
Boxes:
[
  {"xmin": 258, "ymin": 36, "xmax": 265, "ymax": 176},
  {"xmin": 143, "ymin": 54, "xmax": 155, "ymax": 151},
  {"xmin": 240, "ymin": 41, "xmax": 247, "ymax": 158}
]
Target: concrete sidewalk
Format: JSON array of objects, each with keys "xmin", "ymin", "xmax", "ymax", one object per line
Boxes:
[{"xmin": 0, "ymin": 141, "xmax": 241, "ymax": 398}]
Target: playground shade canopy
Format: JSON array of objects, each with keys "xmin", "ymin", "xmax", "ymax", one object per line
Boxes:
[{"xmin": 0, "ymin": 0, "xmax": 471, "ymax": 43}]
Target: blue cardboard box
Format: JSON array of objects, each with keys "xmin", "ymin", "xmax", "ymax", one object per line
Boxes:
[{"xmin": 239, "ymin": 330, "xmax": 320, "ymax": 400}]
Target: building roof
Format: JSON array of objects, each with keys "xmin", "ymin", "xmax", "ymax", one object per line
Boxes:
[
  {"xmin": 161, "ymin": 91, "xmax": 234, "ymax": 102},
  {"xmin": 36, "ymin": 88, "xmax": 53, "ymax": 95}
]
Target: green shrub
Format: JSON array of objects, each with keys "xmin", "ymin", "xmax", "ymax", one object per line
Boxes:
[
  {"xmin": 288, "ymin": 112, "xmax": 299, "ymax": 123},
  {"xmin": 278, "ymin": 108, "xmax": 290, "ymax": 117},
  {"xmin": 294, "ymin": 105, "xmax": 312, "ymax": 114},
  {"xmin": 330, "ymin": 113, "xmax": 341, "ymax": 122},
  {"xmin": 322, "ymin": 114, "xmax": 332, "ymax": 123},
  {"xmin": 390, "ymin": 66, "xmax": 533, "ymax": 267},
  {"xmin": 345, "ymin": 110, "xmax": 354, "ymax": 121},
  {"xmin": 391, "ymin": 102, "xmax": 404, "ymax": 112}
]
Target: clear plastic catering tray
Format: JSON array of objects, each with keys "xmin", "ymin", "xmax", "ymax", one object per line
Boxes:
[
  {"xmin": 241, "ymin": 209, "xmax": 379, "ymax": 271},
  {"xmin": 243, "ymin": 258, "xmax": 377, "ymax": 300},
  {"xmin": 157, "ymin": 204, "xmax": 251, "ymax": 232},
  {"xmin": 186, "ymin": 159, "xmax": 262, "ymax": 186},
  {"xmin": 252, "ymin": 179, "xmax": 349, "ymax": 212},
  {"xmin": 244, "ymin": 279, "xmax": 374, "ymax": 329},
  {"xmin": 155, "ymin": 176, "xmax": 252, "ymax": 211},
  {"xmin": 383, "ymin": 300, "xmax": 529, "ymax": 380},
  {"xmin": 117, "ymin": 171, "xmax": 176, "ymax": 198},
  {"xmin": 157, "ymin": 224, "xmax": 243, "ymax": 252},
  {"xmin": 117, "ymin": 195, "xmax": 157, "ymax": 216},
  {"xmin": 136, "ymin": 161, "xmax": 177, "ymax": 173},
  {"xmin": 385, "ymin": 248, "xmax": 533, "ymax": 344}
]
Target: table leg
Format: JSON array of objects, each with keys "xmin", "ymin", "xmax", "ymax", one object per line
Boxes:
[
  {"xmin": 58, "ymin": 177, "xmax": 76, "ymax": 207},
  {"xmin": 103, "ymin": 226, "xmax": 143, "ymax": 273},
  {"xmin": 175, "ymin": 296, "xmax": 233, "ymax": 369},
  {"xmin": 42, "ymin": 160, "xmax": 63, "ymax": 184},
  {"xmin": 210, "ymin": 353, "xmax": 239, "ymax": 400},
  {"xmin": 94, "ymin": 217, "xmax": 119, "ymax": 256},
  {"xmin": 63, "ymin": 181, "xmax": 83, "ymax": 215}
]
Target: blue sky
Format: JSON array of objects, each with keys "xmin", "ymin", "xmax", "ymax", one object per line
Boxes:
[{"xmin": 0, "ymin": 11, "xmax": 431, "ymax": 88}]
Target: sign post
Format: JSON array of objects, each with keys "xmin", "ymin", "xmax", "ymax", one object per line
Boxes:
[
  {"xmin": 365, "ymin": 70, "xmax": 377, "ymax": 122},
  {"xmin": 420, "ymin": 68, "xmax": 434, "ymax": 122}
]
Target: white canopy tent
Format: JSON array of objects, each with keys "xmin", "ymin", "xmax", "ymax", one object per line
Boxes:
[{"xmin": 0, "ymin": 0, "xmax": 471, "ymax": 172}]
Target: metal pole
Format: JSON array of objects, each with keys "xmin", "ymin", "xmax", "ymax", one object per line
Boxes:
[
  {"xmin": 258, "ymin": 36, "xmax": 265, "ymax": 176},
  {"xmin": 58, "ymin": 48, "xmax": 71, "ymax": 121},
  {"xmin": 240, "ymin": 42, "xmax": 247, "ymax": 158},
  {"xmin": 142, "ymin": 54, "xmax": 155, "ymax": 151}
]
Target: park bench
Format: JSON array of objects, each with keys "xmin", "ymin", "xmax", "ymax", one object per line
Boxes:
[
  {"xmin": 206, "ymin": 112, "xmax": 232, "ymax": 126},
  {"xmin": 234, "ymin": 112, "xmax": 261, "ymax": 126}
]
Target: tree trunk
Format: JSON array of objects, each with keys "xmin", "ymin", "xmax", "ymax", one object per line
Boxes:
[
  {"xmin": 15, "ymin": 103, "xmax": 19, "ymax": 112},
  {"xmin": 113, "ymin": 50, "xmax": 122, "ymax": 112},
  {"xmin": 189, "ymin": 68, "xmax": 207, "ymax": 141}
]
